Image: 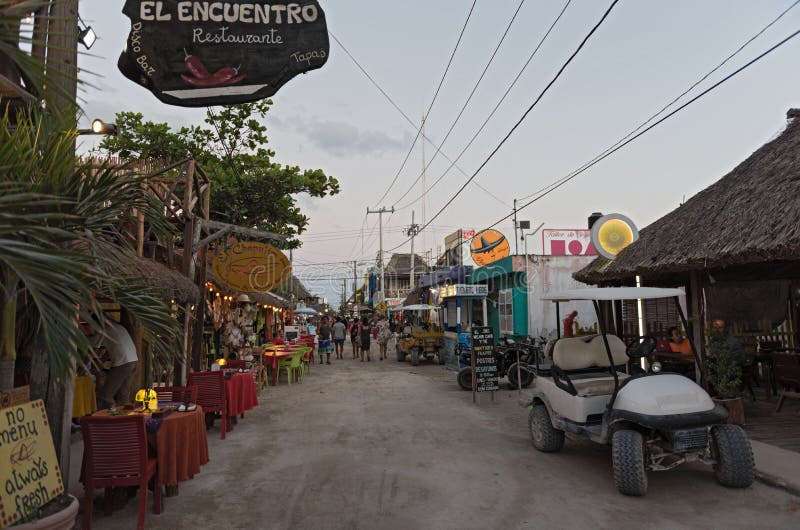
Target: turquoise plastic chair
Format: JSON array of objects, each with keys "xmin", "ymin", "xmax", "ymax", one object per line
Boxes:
[{"xmin": 278, "ymin": 352, "xmax": 305, "ymax": 385}]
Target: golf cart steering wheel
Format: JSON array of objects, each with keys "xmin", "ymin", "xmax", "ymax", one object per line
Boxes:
[{"xmin": 626, "ymin": 336, "xmax": 657, "ymax": 359}]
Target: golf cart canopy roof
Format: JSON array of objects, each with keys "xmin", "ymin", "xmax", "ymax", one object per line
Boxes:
[
  {"xmin": 400, "ymin": 304, "xmax": 439, "ymax": 311},
  {"xmin": 541, "ymin": 287, "xmax": 684, "ymax": 302}
]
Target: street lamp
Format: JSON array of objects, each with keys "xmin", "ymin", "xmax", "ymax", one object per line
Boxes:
[
  {"xmin": 78, "ymin": 118, "xmax": 117, "ymax": 135},
  {"xmin": 78, "ymin": 16, "xmax": 96, "ymax": 50},
  {"xmin": 523, "ymin": 223, "xmax": 545, "ymax": 257}
]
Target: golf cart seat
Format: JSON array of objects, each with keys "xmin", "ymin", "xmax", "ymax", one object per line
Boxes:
[
  {"xmin": 552, "ymin": 335, "xmax": 628, "ymax": 371},
  {"xmin": 551, "ymin": 335, "xmax": 629, "ymax": 397}
]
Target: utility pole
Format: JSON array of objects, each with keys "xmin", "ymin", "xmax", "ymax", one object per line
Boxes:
[
  {"xmin": 406, "ymin": 210, "xmax": 421, "ymax": 289},
  {"xmin": 342, "ymin": 279, "xmax": 346, "ymax": 312},
  {"xmin": 513, "ymin": 198, "xmax": 519, "ymax": 255},
  {"xmin": 367, "ymin": 206, "xmax": 395, "ymax": 304},
  {"xmin": 353, "ymin": 260, "xmax": 358, "ymax": 307}
]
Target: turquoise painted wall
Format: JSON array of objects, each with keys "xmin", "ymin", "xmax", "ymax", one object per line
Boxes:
[{"xmin": 470, "ymin": 257, "xmax": 529, "ymax": 342}]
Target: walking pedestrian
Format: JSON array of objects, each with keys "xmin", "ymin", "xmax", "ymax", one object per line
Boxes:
[
  {"xmin": 350, "ymin": 319, "xmax": 360, "ymax": 359},
  {"xmin": 376, "ymin": 315, "xmax": 391, "ymax": 361},
  {"xmin": 332, "ymin": 317, "xmax": 347, "ymax": 360},
  {"xmin": 360, "ymin": 316, "xmax": 372, "ymax": 362},
  {"xmin": 318, "ymin": 316, "xmax": 332, "ymax": 364}
]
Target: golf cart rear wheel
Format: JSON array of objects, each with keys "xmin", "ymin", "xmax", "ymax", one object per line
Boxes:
[
  {"xmin": 508, "ymin": 362, "xmax": 534, "ymax": 389},
  {"xmin": 410, "ymin": 348, "xmax": 420, "ymax": 366},
  {"xmin": 396, "ymin": 349, "xmax": 406, "ymax": 362},
  {"xmin": 457, "ymin": 367, "xmax": 472, "ymax": 391},
  {"xmin": 711, "ymin": 425, "xmax": 755, "ymax": 488},
  {"xmin": 528, "ymin": 403, "xmax": 564, "ymax": 452},
  {"xmin": 612, "ymin": 429, "xmax": 648, "ymax": 496}
]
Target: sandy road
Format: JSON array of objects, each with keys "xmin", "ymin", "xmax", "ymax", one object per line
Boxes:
[{"xmin": 88, "ymin": 345, "xmax": 799, "ymax": 529}]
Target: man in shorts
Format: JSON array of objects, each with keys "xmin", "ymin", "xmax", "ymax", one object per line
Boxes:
[
  {"xmin": 318, "ymin": 316, "xmax": 332, "ymax": 364},
  {"xmin": 332, "ymin": 317, "xmax": 347, "ymax": 360}
]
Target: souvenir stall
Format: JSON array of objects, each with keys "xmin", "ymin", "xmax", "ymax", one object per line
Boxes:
[
  {"xmin": 435, "ymin": 284, "xmax": 489, "ymax": 370},
  {"xmin": 204, "ymin": 281, "xmax": 289, "ymax": 367}
]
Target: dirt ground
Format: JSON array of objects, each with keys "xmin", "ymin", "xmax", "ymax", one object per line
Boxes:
[{"xmin": 79, "ymin": 343, "xmax": 800, "ymax": 529}]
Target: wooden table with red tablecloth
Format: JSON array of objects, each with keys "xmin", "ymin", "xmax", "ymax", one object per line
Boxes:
[
  {"xmin": 153, "ymin": 406, "xmax": 209, "ymax": 487},
  {"xmin": 224, "ymin": 372, "xmax": 259, "ymax": 420}
]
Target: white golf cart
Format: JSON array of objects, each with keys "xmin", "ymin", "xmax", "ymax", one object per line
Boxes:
[{"xmin": 526, "ymin": 287, "xmax": 754, "ymax": 496}]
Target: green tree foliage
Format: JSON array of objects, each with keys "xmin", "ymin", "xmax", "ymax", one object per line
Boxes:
[
  {"xmin": 98, "ymin": 101, "xmax": 340, "ymax": 248},
  {"xmin": 707, "ymin": 331, "xmax": 742, "ymax": 400}
]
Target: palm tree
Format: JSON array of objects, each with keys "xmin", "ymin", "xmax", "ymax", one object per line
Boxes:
[
  {"xmin": 0, "ymin": 106, "xmax": 183, "ymax": 389},
  {"xmin": 1, "ymin": 2, "xmax": 183, "ymax": 389}
]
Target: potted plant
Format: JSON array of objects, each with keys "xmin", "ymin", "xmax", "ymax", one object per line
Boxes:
[
  {"xmin": 707, "ymin": 331, "xmax": 745, "ymax": 425},
  {"xmin": 11, "ymin": 494, "xmax": 78, "ymax": 530}
]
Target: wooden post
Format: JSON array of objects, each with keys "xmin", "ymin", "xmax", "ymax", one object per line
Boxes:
[
  {"xmin": 688, "ymin": 271, "xmax": 706, "ymax": 384},
  {"xmin": 190, "ymin": 178, "xmax": 211, "ymax": 371}
]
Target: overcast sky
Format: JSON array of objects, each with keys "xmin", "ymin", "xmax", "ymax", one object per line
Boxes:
[{"xmin": 77, "ymin": 0, "xmax": 800, "ymax": 303}]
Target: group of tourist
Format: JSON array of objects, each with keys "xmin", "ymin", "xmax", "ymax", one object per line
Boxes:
[{"xmin": 312, "ymin": 314, "xmax": 395, "ymax": 363}]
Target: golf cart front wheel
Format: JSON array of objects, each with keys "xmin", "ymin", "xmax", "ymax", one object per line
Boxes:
[
  {"xmin": 457, "ymin": 367, "xmax": 472, "ymax": 391},
  {"xmin": 528, "ymin": 403, "xmax": 564, "ymax": 452},
  {"xmin": 612, "ymin": 429, "xmax": 648, "ymax": 496},
  {"xmin": 711, "ymin": 425, "xmax": 755, "ymax": 488},
  {"xmin": 508, "ymin": 362, "xmax": 534, "ymax": 389},
  {"xmin": 396, "ymin": 349, "xmax": 406, "ymax": 362}
]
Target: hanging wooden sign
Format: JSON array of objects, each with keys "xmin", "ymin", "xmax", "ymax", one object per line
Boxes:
[
  {"xmin": 119, "ymin": 1, "xmax": 330, "ymax": 107},
  {"xmin": 212, "ymin": 241, "xmax": 291, "ymax": 293},
  {"xmin": 0, "ymin": 400, "xmax": 64, "ymax": 528}
]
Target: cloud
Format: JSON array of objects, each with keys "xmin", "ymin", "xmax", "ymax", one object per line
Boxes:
[{"xmin": 292, "ymin": 118, "xmax": 409, "ymax": 157}]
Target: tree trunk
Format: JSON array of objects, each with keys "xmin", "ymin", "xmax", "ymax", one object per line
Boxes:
[
  {"xmin": 0, "ymin": 274, "xmax": 19, "ymax": 390},
  {"xmin": 30, "ymin": 326, "xmax": 76, "ymax": 489}
]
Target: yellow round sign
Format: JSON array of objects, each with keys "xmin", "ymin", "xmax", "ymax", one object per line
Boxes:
[
  {"xmin": 212, "ymin": 242, "xmax": 291, "ymax": 293},
  {"xmin": 470, "ymin": 229, "xmax": 510, "ymax": 267},
  {"xmin": 590, "ymin": 213, "xmax": 639, "ymax": 260}
]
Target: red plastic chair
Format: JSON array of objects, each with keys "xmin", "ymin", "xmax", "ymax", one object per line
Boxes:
[
  {"xmin": 80, "ymin": 415, "xmax": 162, "ymax": 530},
  {"xmin": 188, "ymin": 371, "xmax": 229, "ymax": 439},
  {"xmin": 155, "ymin": 385, "xmax": 197, "ymax": 404}
]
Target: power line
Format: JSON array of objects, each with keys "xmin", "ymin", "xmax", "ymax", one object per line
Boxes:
[
  {"xmin": 517, "ymin": 0, "xmax": 800, "ymax": 202},
  {"xmin": 390, "ymin": 0, "xmax": 527, "ymax": 208},
  {"xmin": 478, "ymin": 27, "xmax": 800, "ymax": 245},
  {"xmin": 329, "ymin": 29, "xmax": 508, "ymax": 210},
  {"xmin": 389, "ymin": 0, "xmax": 620, "ymax": 252},
  {"xmin": 393, "ymin": 0, "xmax": 573, "ymax": 211},
  {"xmin": 372, "ymin": 0, "xmax": 479, "ymax": 206}
]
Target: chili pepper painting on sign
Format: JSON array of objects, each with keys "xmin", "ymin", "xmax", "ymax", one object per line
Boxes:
[{"xmin": 119, "ymin": 1, "xmax": 330, "ymax": 107}]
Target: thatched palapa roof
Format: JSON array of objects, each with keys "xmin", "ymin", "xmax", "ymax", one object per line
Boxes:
[
  {"xmin": 576, "ymin": 109, "xmax": 800, "ymax": 285},
  {"xmin": 118, "ymin": 254, "xmax": 200, "ymax": 304}
]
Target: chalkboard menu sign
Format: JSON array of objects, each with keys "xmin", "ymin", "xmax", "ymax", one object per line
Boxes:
[
  {"xmin": 119, "ymin": 1, "xmax": 330, "ymax": 107},
  {"xmin": 0, "ymin": 400, "xmax": 64, "ymax": 528},
  {"xmin": 471, "ymin": 327, "xmax": 498, "ymax": 393}
]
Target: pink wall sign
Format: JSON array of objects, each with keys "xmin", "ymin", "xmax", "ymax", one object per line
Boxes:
[{"xmin": 542, "ymin": 229, "xmax": 598, "ymax": 256}]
